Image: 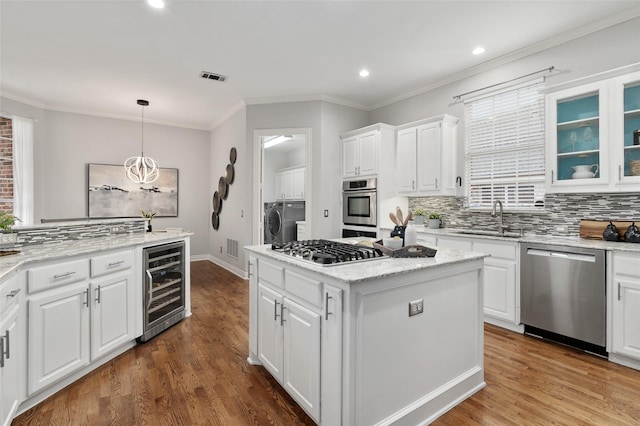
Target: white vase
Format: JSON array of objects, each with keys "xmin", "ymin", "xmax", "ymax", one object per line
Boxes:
[{"xmin": 405, "ymin": 220, "xmax": 417, "ymax": 246}]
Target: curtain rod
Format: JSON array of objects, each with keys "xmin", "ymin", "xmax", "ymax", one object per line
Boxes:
[{"xmin": 453, "ymin": 66, "xmax": 555, "ymax": 100}]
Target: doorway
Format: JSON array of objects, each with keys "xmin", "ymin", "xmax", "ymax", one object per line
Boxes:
[{"xmin": 253, "ymin": 128, "xmax": 312, "ymax": 245}]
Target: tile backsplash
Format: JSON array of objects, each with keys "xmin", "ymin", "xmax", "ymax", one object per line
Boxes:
[{"xmin": 409, "ymin": 192, "xmax": 640, "ymax": 236}]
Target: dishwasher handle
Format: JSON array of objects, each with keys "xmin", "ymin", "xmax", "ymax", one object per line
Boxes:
[{"xmin": 526, "ymin": 248, "xmax": 596, "ymax": 263}]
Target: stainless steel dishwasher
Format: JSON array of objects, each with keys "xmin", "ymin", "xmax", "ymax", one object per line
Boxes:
[{"xmin": 520, "ymin": 243, "xmax": 606, "ymax": 356}]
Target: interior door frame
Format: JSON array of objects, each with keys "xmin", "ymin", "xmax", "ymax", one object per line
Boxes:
[{"xmin": 253, "ymin": 127, "xmax": 312, "ymax": 245}]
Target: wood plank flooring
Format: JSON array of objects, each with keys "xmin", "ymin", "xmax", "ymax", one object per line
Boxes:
[{"xmin": 13, "ymin": 261, "xmax": 640, "ymax": 425}]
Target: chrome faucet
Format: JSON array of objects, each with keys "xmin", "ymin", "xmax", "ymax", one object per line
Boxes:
[{"xmin": 491, "ymin": 200, "xmax": 505, "ymax": 235}]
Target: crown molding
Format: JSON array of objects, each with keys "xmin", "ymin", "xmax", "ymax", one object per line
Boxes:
[
  {"xmin": 208, "ymin": 100, "xmax": 246, "ymax": 131},
  {"xmin": 370, "ymin": 6, "xmax": 640, "ymax": 111},
  {"xmin": 244, "ymin": 93, "xmax": 369, "ymax": 111}
]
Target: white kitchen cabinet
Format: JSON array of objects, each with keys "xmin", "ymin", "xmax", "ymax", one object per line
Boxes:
[
  {"xmin": 610, "ymin": 251, "xmax": 640, "ymax": 365},
  {"xmin": 275, "ymin": 166, "xmax": 306, "ymax": 200},
  {"xmin": 89, "ymin": 249, "xmax": 135, "ymax": 360},
  {"xmin": 546, "ymin": 68, "xmax": 640, "ymax": 193},
  {"xmin": 342, "ymin": 129, "xmax": 378, "ymax": 178},
  {"xmin": 28, "ymin": 280, "xmax": 90, "ymax": 395},
  {"xmin": 254, "ymin": 258, "xmax": 340, "ymax": 423},
  {"xmin": 396, "ymin": 115, "xmax": 460, "ymax": 196},
  {"xmin": 1, "ymin": 271, "xmax": 22, "ymax": 426},
  {"xmin": 27, "ymin": 249, "xmax": 135, "ymax": 395},
  {"xmin": 420, "ymin": 234, "xmax": 520, "ymax": 329}
]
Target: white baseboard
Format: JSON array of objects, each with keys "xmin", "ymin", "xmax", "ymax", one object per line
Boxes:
[{"xmin": 199, "ymin": 254, "xmax": 247, "ymax": 279}]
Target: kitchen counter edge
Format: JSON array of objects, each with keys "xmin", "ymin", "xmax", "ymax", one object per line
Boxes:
[
  {"xmin": 0, "ymin": 231, "xmax": 193, "ymax": 281},
  {"xmin": 245, "ymin": 243, "xmax": 488, "ymax": 284}
]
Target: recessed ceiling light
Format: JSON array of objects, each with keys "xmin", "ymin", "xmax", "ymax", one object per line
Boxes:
[
  {"xmin": 472, "ymin": 46, "xmax": 485, "ymax": 55},
  {"xmin": 359, "ymin": 69, "xmax": 370, "ymax": 78},
  {"xmin": 147, "ymin": 0, "xmax": 165, "ymax": 9}
]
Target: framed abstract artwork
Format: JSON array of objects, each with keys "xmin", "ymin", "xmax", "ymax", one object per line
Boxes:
[{"xmin": 88, "ymin": 163, "xmax": 178, "ymax": 218}]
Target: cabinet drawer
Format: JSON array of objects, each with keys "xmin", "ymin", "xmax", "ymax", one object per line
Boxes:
[
  {"xmin": 613, "ymin": 251, "xmax": 640, "ymax": 278},
  {"xmin": 259, "ymin": 260, "xmax": 284, "ymax": 288},
  {"xmin": 28, "ymin": 258, "xmax": 90, "ymax": 293},
  {"xmin": 91, "ymin": 249, "xmax": 134, "ymax": 278},
  {"xmin": 285, "ymin": 270, "xmax": 322, "ymax": 308},
  {"xmin": 473, "ymin": 241, "xmax": 517, "ymax": 261}
]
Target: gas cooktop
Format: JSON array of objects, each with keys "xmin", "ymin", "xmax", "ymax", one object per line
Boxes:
[{"xmin": 271, "ymin": 239, "xmax": 385, "ymax": 266}]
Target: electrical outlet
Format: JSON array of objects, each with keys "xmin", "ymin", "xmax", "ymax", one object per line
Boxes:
[
  {"xmin": 408, "ymin": 299, "xmax": 424, "ymax": 317},
  {"xmin": 555, "ymin": 225, "xmax": 568, "ymax": 233},
  {"xmin": 109, "ymin": 226, "xmax": 122, "ymax": 234},
  {"xmin": 0, "ymin": 233, "xmax": 17, "ymax": 244}
]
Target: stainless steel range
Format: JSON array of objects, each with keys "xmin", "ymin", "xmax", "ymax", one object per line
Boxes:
[{"xmin": 271, "ymin": 239, "xmax": 385, "ymax": 266}]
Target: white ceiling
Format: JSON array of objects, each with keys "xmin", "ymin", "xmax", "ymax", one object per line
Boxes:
[{"xmin": 2, "ymin": 0, "xmax": 640, "ymax": 130}]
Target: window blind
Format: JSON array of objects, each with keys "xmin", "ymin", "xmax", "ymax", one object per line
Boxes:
[{"xmin": 465, "ymin": 80, "xmax": 545, "ymax": 209}]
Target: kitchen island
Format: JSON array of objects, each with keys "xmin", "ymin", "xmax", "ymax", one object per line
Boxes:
[{"xmin": 245, "ymin": 243, "xmax": 487, "ymax": 425}]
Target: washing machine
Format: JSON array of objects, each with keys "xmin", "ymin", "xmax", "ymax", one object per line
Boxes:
[{"xmin": 264, "ymin": 202, "xmax": 284, "ymax": 244}]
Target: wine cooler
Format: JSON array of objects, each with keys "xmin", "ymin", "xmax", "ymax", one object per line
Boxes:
[{"xmin": 139, "ymin": 241, "xmax": 186, "ymax": 342}]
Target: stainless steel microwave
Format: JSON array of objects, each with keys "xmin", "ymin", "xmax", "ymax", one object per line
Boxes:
[{"xmin": 342, "ymin": 178, "xmax": 377, "ymax": 227}]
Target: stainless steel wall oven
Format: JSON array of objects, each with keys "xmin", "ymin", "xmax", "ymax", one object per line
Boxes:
[
  {"xmin": 139, "ymin": 241, "xmax": 186, "ymax": 342},
  {"xmin": 342, "ymin": 178, "xmax": 377, "ymax": 227}
]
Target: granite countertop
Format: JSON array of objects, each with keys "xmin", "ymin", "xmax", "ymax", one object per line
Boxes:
[
  {"xmin": 0, "ymin": 230, "xmax": 192, "ymax": 281},
  {"xmin": 411, "ymin": 227, "xmax": 640, "ymax": 253},
  {"xmin": 245, "ymin": 243, "xmax": 488, "ymax": 284}
]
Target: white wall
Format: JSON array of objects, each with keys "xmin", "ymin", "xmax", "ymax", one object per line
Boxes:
[
  {"xmin": 370, "ymin": 17, "xmax": 640, "ymax": 125},
  {"xmin": 209, "ymin": 106, "xmax": 248, "ymax": 274},
  {"xmin": 0, "ymin": 98, "xmax": 211, "ymax": 256}
]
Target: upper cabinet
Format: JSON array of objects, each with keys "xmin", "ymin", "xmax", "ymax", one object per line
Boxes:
[
  {"xmin": 275, "ymin": 166, "xmax": 306, "ymax": 200},
  {"xmin": 395, "ymin": 114, "xmax": 460, "ymax": 196},
  {"xmin": 546, "ymin": 69, "xmax": 640, "ymax": 193},
  {"xmin": 342, "ymin": 129, "xmax": 379, "ymax": 178}
]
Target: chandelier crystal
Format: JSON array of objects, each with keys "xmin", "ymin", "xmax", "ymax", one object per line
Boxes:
[{"xmin": 125, "ymin": 99, "xmax": 159, "ymax": 184}]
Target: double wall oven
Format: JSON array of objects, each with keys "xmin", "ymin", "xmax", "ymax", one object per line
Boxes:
[{"xmin": 342, "ymin": 178, "xmax": 377, "ymax": 238}]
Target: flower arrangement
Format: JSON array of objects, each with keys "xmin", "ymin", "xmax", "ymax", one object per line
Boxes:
[
  {"xmin": 428, "ymin": 212, "xmax": 441, "ymax": 220},
  {"xmin": 141, "ymin": 210, "xmax": 157, "ymax": 232},
  {"xmin": 414, "ymin": 208, "xmax": 426, "ymax": 216}
]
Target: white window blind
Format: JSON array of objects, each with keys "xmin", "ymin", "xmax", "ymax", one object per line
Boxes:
[{"xmin": 465, "ymin": 80, "xmax": 545, "ymax": 210}]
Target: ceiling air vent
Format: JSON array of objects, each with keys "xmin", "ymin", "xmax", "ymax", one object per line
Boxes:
[{"xmin": 200, "ymin": 71, "xmax": 228, "ymax": 82}]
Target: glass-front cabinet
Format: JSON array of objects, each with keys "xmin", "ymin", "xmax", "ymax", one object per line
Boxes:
[
  {"xmin": 616, "ymin": 73, "xmax": 640, "ymax": 184},
  {"xmin": 546, "ymin": 68, "xmax": 640, "ymax": 193},
  {"xmin": 546, "ymin": 81, "xmax": 609, "ymax": 191}
]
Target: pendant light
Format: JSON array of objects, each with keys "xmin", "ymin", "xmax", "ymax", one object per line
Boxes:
[{"xmin": 125, "ymin": 99, "xmax": 159, "ymax": 183}]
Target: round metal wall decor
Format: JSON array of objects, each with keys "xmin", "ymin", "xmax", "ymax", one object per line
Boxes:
[
  {"xmin": 218, "ymin": 176, "xmax": 228, "ymax": 200},
  {"xmin": 225, "ymin": 163, "xmax": 235, "ymax": 185},
  {"xmin": 212, "ymin": 191, "xmax": 221, "ymax": 214},
  {"xmin": 212, "ymin": 146, "xmax": 237, "ymax": 231}
]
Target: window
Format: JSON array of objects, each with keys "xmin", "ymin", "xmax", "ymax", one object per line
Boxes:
[
  {"xmin": 0, "ymin": 116, "xmax": 14, "ymax": 213},
  {"xmin": 465, "ymin": 80, "xmax": 545, "ymax": 210},
  {"xmin": 0, "ymin": 114, "xmax": 34, "ymax": 224}
]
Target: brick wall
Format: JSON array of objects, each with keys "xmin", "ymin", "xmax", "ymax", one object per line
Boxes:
[{"xmin": 0, "ymin": 117, "xmax": 13, "ymax": 212}]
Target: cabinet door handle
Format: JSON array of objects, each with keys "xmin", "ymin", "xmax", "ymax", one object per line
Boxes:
[
  {"xmin": 247, "ymin": 261, "xmax": 253, "ymax": 277},
  {"xmin": 412, "ymin": 180, "xmax": 415, "ymax": 190},
  {"xmin": 95, "ymin": 285, "xmax": 101, "ymax": 303},
  {"xmin": 3, "ymin": 330, "xmax": 9, "ymax": 360},
  {"xmin": 619, "ymin": 165, "xmax": 622, "ymax": 182},
  {"xmin": 6, "ymin": 289, "xmax": 20, "ymax": 298},
  {"xmin": 146, "ymin": 271, "xmax": 154, "ymax": 309},
  {"xmin": 280, "ymin": 304, "xmax": 286, "ymax": 326},
  {"xmin": 54, "ymin": 271, "xmax": 76, "ymax": 279},
  {"xmin": 0, "ymin": 336, "xmax": 4, "ymax": 368},
  {"xmin": 274, "ymin": 300, "xmax": 280, "ymax": 321},
  {"xmin": 435, "ymin": 178, "xmax": 438, "ymax": 188},
  {"xmin": 108, "ymin": 260, "xmax": 125, "ymax": 267},
  {"xmin": 83, "ymin": 288, "xmax": 89, "ymax": 307},
  {"xmin": 325, "ymin": 293, "xmax": 333, "ymax": 320},
  {"xmin": 551, "ymin": 170, "xmax": 555, "ymax": 184},
  {"xmin": 618, "ymin": 282, "xmax": 622, "ymax": 301}
]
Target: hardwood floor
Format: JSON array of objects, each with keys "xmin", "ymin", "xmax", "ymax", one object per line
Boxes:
[{"xmin": 13, "ymin": 261, "xmax": 640, "ymax": 425}]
